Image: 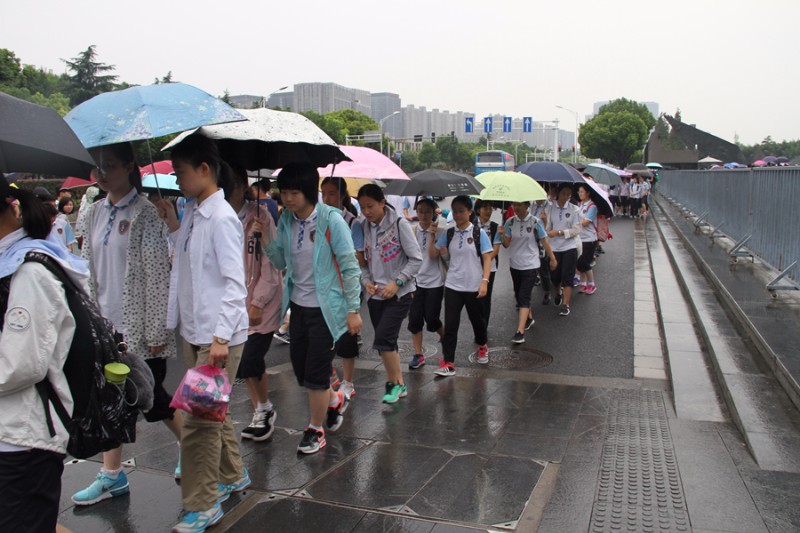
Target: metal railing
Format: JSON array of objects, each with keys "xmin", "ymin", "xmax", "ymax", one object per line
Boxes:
[{"xmin": 657, "ymin": 168, "xmax": 800, "ymax": 288}]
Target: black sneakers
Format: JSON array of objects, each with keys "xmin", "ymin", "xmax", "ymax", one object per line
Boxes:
[
  {"xmin": 559, "ymin": 305, "xmax": 571, "ymax": 316},
  {"xmin": 241, "ymin": 409, "xmax": 276, "ymax": 442},
  {"xmin": 512, "ymin": 331, "xmax": 525, "ymax": 344},
  {"xmin": 297, "ymin": 427, "xmax": 325, "ymax": 454},
  {"xmin": 554, "ymin": 290, "xmax": 563, "ymax": 307},
  {"xmin": 326, "ymin": 391, "xmax": 347, "ymax": 432}
]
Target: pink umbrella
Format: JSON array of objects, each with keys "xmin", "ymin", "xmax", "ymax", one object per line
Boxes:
[
  {"xmin": 140, "ymin": 160, "xmax": 174, "ymax": 175},
  {"xmin": 61, "ymin": 175, "xmax": 96, "ymax": 189},
  {"xmin": 752, "ymin": 160, "xmax": 767, "ymax": 167},
  {"xmin": 580, "ymin": 178, "xmax": 614, "ymax": 217},
  {"xmin": 318, "ymin": 146, "xmax": 409, "ymax": 181}
]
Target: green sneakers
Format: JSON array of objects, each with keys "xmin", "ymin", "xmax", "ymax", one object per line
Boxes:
[{"xmin": 382, "ymin": 381, "xmax": 408, "ymax": 404}]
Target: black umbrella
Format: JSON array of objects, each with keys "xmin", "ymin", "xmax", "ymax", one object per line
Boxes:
[
  {"xmin": 382, "ymin": 168, "xmax": 484, "ymax": 197},
  {"xmin": 625, "ymin": 163, "xmax": 654, "ymax": 177},
  {"xmin": 0, "ymin": 91, "xmax": 96, "ymax": 178},
  {"xmin": 516, "ymin": 161, "xmax": 585, "ymax": 183}
]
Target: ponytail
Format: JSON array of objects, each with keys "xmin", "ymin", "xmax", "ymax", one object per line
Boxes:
[
  {"xmin": 11, "ymin": 189, "xmax": 51, "ymax": 240},
  {"xmin": 217, "ymin": 161, "xmax": 236, "ymax": 201}
]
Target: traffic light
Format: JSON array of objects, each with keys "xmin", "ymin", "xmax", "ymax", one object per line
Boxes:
[{"xmin": 431, "ymin": 132, "xmax": 436, "ymax": 143}]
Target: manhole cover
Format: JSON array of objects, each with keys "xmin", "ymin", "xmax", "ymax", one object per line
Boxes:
[{"xmin": 468, "ymin": 346, "xmax": 553, "ymax": 370}]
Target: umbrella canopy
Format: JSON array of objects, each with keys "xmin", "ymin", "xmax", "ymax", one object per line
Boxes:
[
  {"xmin": 382, "ymin": 168, "xmax": 484, "ymax": 197},
  {"xmin": 697, "ymin": 156, "xmax": 722, "ymax": 164},
  {"xmin": 753, "ymin": 160, "xmax": 767, "ymax": 167},
  {"xmin": 516, "ymin": 161, "xmax": 585, "ymax": 183},
  {"xmin": 163, "ymin": 107, "xmax": 347, "ymax": 169},
  {"xmin": 583, "ymin": 163, "xmax": 624, "ymax": 187},
  {"xmin": 318, "ymin": 145, "xmax": 409, "ymax": 181},
  {"xmin": 0, "ymin": 91, "xmax": 96, "ymax": 177},
  {"xmin": 141, "ymin": 173, "xmax": 181, "ymax": 196},
  {"xmin": 477, "ymin": 171, "xmax": 547, "ymax": 202},
  {"xmin": 61, "ymin": 175, "xmax": 96, "ymax": 189},
  {"xmin": 65, "ymin": 82, "xmax": 246, "ymax": 148},
  {"xmin": 580, "ymin": 179, "xmax": 614, "ymax": 217},
  {"xmin": 624, "ymin": 163, "xmax": 653, "ymax": 177},
  {"xmin": 645, "ymin": 162, "xmax": 663, "ymax": 169},
  {"xmin": 775, "ymin": 156, "xmax": 790, "ymax": 164},
  {"xmin": 140, "ymin": 160, "xmax": 174, "ymax": 176},
  {"xmin": 723, "ymin": 162, "xmax": 746, "ymax": 169}
]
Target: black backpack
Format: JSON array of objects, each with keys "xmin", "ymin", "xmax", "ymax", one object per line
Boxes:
[{"xmin": 0, "ymin": 252, "xmax": 138, "ymax": 459}]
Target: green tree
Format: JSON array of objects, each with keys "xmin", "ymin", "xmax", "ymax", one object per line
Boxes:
[
  {"xmin": 418, "ymin": 142, "xmax": 440, "ymax": 168},
  {"xmin": 154, "ymin": 71, "xmax": 174, "ymax": 84},
  {"xmin": 579, "ymin": 110, "xmax": 648, "ymax": 168},
  {"xmin": 598, "ymin": 98, "xmax": 656, "ymax": 130},
  {"xmin": 221, "ymin": 89, "xmax": 231, "ymax": 104},
  {"xmin": 0, "ymin": 49, "xmax": 21, "ymax": 84},
  {"xmin": 63, "ymin": 45, "xmax": 118, "ymax": 105}
]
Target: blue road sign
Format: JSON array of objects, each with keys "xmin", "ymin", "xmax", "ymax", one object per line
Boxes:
[
  {"xmin": 484, "ymin": 117, "xmax": 493, "ymax": 133},
  {"xmin": 503, "ymin": 116, "xmax": 512, "ymax": 133},
  {"xmin": 523, "ymin": 117, "xmax": 533, "ymax": 133},
  {"xmin": 465, "ymin": 117, "xmax": 474, "ymax": 133}
]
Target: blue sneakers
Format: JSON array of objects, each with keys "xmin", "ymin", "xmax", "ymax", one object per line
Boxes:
[
  {"xmin": 71, "ymin": 470, "xmax": 130, "ymax": 506},
  {"xmin": 218, "ymin": 468, "xmax": 251, "ymax": 503},
  {"xmin": 172, "ymin": 502, "xmax": 223, "ymax": 533}
]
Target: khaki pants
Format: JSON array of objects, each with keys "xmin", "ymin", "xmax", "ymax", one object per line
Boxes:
[{"xmin": 180, "ymin": 340, "xmax": 245, "ymax": 511}]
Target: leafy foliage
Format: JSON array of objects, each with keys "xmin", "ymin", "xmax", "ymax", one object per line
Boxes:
[
  {"xmin": 579, "ymin": 108, "xmax": 649, "ymax": 168},
  {"xmin": 598, "ymin": 98, "xmax": 656, "ymax": 130},
  {"xmin": 62, "ymin": 45, "xmax": 118, "ymax": 106}
]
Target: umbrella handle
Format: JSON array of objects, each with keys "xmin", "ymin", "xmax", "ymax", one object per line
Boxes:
[{"xmin": 145, "ymin": 141, "xmax": 162, "ymax": 198}]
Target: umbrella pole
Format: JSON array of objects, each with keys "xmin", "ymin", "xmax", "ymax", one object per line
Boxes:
[
  {"xmin": 253, "ymin": 170, "xmax": 262, "ymax": 257},
  {"xmin": 145, "ymin": 141, "xmax": 162, "ymax": 198}
]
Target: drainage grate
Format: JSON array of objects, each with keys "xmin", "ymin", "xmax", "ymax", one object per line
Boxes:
[
  {"xmin": 590, "ymin": 389, "xmax": 690, "ymax": 532},
  {"xmin": 467, "ymin": 346, "xmax": 554, "ymax": 370}
]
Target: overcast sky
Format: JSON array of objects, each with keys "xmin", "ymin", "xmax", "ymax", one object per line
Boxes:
[{"xmin": 5, "ymin": 0, "xmax": 797, "ymax": 144}]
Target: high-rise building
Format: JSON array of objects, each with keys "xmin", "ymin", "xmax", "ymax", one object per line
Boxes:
[
  {"xmin": 266, "ymin": 91, "xmax": 294, "ymax": 110},
  {"xmin": 293, "ymin": 82, "xmax": 371, "ymax": 115},
  {"xmin": 371, "ymin": 92, "xmax": 402, "ymax": 138}
]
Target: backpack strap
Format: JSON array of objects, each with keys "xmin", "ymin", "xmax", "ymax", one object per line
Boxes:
[
  {"xmin": 324, "ymin": 226, "xmax": 344, "ymax": 290},
  {"xmin": 22, "ymin": 253, "xmax": 76, "ymax": 438},
  {"xmin": 446, "ymin": 227, "xmax": 455, "ymax": 248},
  {"xmin": 473, "ymin": 224, "xmax": 482, "ymax": 258}
]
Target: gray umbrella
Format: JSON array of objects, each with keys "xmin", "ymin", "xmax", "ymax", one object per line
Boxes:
[
  {"xmin": 0, "ymin": 91, "xmax": 96, "ymax": 177},
  {"xmin": 382, "ymin": 168, "xmax": 484, "ymax": 197}
]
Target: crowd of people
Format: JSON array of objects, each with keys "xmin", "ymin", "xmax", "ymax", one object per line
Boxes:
[{"xmin": 0, "ymin": 135, "xmax": 613, "ymax": 533}]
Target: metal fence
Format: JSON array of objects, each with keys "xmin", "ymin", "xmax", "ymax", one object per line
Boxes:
[{"xmin": 657, "ymin": 168, "xmax": 800, "ymax": 284}]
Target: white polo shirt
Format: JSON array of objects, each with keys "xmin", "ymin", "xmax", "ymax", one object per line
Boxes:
[
  {"xmin": 504, "ymin": 214, "xmax": 546, "ymax": 270},
  {"xmin": 415, "ymin": 225, "xmax": 443, "ymax": 289},
  {"xmin": 437, "ymin": 223, "xmax": 492, "ymax": 292},
  {"xmin": 90, "ymin": 188, "xmax": 139, "ymax": 333},
  {"xmin": 579, "ymin": 201, "xmax": 598, "ymax": 242},
  {"xmin": 290, "ymin": 207, "xmax": 319, "ymax": 308},
  {"xmin": 547, "ymin": 202, "xmax": 580, "ymax": 253}
]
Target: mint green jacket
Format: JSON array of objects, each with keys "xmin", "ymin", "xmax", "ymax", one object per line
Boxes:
[{"xmin": 264, "ymin": 203, "xmax": 361, "ymax": 342}]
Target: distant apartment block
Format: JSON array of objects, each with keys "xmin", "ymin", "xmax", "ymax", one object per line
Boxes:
[
  {"xmin": 266, "ymin": 91, "xmax": 294, "ymax": 110},
  {"xmin": 293, "ymin": 82, "xmax": 371, "ymax": 115},
  {"xmin": 371, "ymin": 92, "xmax": 402, "ymax": 138}
]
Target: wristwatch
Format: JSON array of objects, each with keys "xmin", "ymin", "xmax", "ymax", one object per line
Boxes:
[
  {"xmin": 395, "ymin": 278, "xmax": 405, "ymax": 287},
  {"xmin": 213, "ymin": 336, "xmax": 230, "ymax": 345}
]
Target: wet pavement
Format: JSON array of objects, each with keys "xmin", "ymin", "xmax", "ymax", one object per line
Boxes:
[{"xmin": 56, "ymin": 213, "xmax": 800, "ymax": 532}]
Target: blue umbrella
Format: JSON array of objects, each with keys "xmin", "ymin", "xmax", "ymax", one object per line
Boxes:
[
  {"xmin": 65, "ymin": 83, "xmax": 246, "ymax": 148},
  {"xmin": 141, "ymin": 173, "xmax": 181, "ymax": 196},
  {"xmin": 516, "ymin": 161, "xmax": 585, "ymax": 183}
]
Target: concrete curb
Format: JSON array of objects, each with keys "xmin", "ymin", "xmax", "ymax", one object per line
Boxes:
[{"xmin": 654, "ymin": 194, "xmax": 800, "ymax": 414}]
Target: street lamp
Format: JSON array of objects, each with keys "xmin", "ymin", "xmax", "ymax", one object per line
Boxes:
[
  {"xmin": 378, "ymin": 111, "xmax": 400, "ymax": 155},
  {"xmin": 556, "ymin": 105, "xmax": 579, "ymax": 164},
  {"xmin": 262, "ymin": 85, "xmax": 289, "ymax": 108}
]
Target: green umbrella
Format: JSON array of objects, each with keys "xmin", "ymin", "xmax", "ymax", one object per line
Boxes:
[
  {"xmin": 645, "ymin": 162, "xmax": 663, "ymax": 169},
  {"xmin": 476, "ymin": 171, "xmax": 547, "ymax": 202}
]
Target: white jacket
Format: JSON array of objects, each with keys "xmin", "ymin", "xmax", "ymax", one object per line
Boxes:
[
  {"xmin": 166, "ymin": 190, "xmax": 249, "ymax": 346},
  {"xmin": 0, "ymin": 258, "xmax": 86, "ymax": 454}
]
